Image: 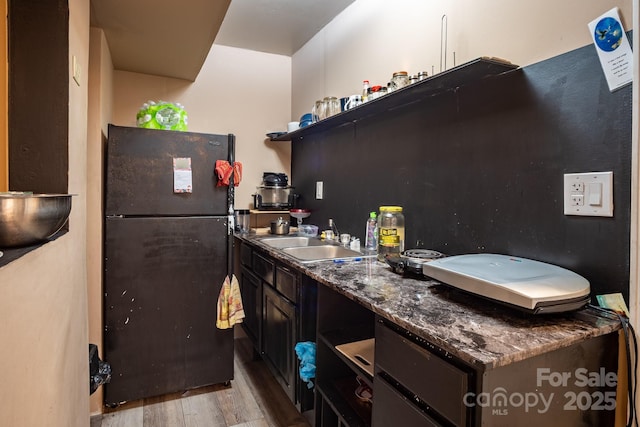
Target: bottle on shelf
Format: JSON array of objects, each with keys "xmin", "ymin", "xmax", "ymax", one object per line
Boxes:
[
  {"xmin": 365, "ymin": 211, "xmax": 378, "ymax": 251},
  {"xmin": 362, "ymin": 80, "xmax": 370, "ymax": 103}
]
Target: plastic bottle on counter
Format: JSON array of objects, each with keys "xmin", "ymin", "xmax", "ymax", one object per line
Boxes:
[
  {"xmin": 377, "ymin": 206, "xmax": 405, "ymax": 262},
  {"xmin": 364, "ymin": 211, "xmax": 378, "ymax": 251}
]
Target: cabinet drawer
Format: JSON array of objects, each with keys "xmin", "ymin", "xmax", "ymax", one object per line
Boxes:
[
  {"xmin": 252, "ymin": 252, "xmax": 274, "ymax": 286},
  {"xmin": 372, "ymin": 375, "xmax": 440, "ymax": 427},
  {"xmin": 275, "ymin": 264, "xmax": 298, "ymax": 303},
  {"xmin": 375, "ymin": 320, "xmax": 470, "ymax": 426},
  {"xmin": 240, "ymin": 243, "xmax": 252, "ymax": 267}
]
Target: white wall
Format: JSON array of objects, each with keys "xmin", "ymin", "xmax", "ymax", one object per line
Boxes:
[
  {"xmin": 110, "ymin": 45, "xmax": 292, "ymax": 208},
  {"xmin": 292, "ymin": 0, "xmax": 633, "ymax": 119},
  {"xmin": 87, "ymin": 26, "xmax": 113, "ymax": 415},
  {"xmin": 0, "ymin": 0, "xmax": 90, "ymax": 425}
]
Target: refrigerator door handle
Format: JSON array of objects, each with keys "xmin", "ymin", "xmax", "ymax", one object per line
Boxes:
[{"xmin": 227, "ymin": 133, "xmax": 236, "ymax": 276}]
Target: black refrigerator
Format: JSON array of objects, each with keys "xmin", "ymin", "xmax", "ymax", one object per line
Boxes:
[{"xmin": 103, "ymin": 124, "xmax": 235, "ymax": 405}]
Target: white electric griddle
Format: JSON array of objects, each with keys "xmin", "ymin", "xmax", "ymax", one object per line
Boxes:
[{"xmin": 421, "ymin": 254, "xmax": 591, "ymax": 314}]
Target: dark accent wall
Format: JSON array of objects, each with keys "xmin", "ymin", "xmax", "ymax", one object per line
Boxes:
[
  {"xmin": 8, "ymin": 0, "xmax": 69, "ymax": 194},
  {"xmin": 291, "ymin": 42, "xmax": 632, "ymax": 302}
]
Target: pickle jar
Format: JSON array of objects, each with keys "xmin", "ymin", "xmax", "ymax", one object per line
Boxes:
[{"xmin": 377, "ymin": 206, "xmax": 405, "ymax": 262}]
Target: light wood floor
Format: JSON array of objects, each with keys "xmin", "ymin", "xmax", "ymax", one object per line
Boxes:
[{"xmin": 91, "ymin": 329, "xmax": 311, "ymax": 427}]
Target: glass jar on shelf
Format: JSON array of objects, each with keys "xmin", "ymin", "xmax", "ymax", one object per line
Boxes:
[
  {"xmin": 390, "ymin": 71, "xmax": 409, "ymax": 91},
  {"xmin": 323, "ymin": 96, "xmax": 340, "ymax": 118},
  {"xmin": 417, "ymin": 71, "xmax": 429, "ymax": 81}
]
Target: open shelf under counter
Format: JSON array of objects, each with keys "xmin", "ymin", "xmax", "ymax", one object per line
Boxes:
[
  {"xmin": 317, "ymin": 377, "xmax": 372, "ymax": 427},
  {"xmin": 271, "ymin": 57, "xmax": 518, "ymax": 142},
  {"xmin": 318, "ymin": 325, "xmax": 375, "ymax": 386}
]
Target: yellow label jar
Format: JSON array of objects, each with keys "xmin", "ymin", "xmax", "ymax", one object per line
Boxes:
[{"xmin": 377, "ymin": 206, "xmax": 405, "ymax": 262}]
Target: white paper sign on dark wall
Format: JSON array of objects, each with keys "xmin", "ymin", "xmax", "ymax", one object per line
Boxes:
[{"xmin": 588, "ymin": 7, "xmax": 633, "ymax": 92}]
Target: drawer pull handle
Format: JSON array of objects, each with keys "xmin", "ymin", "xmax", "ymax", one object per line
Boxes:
[{"xmin": 355, "ymin": 355, "xmax": 371, "ymax": 366}]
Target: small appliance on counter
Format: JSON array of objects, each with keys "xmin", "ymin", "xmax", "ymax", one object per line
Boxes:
[
  {"xmin": 234, "ymin": 209, "xmax": 250, "ymax": 233},
  {"xmin": 422, "ymin": 254, "xmax": 591, "ymax": 315},
  {"xmin": 253, "ymin": 172, "xmax": 298, "ymax": 210},
  {"xmin": 385, "ymin": 249, "xmax": 446, "ymax": 276}
]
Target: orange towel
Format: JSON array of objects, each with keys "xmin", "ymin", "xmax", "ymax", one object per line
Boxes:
[
  {"xmin": 216, "ymin": 274, "xmax": 245, "ymax": 329},
  {"xmin": 215, "ymin": 160, "xmax": 242, "ymax": 187}
]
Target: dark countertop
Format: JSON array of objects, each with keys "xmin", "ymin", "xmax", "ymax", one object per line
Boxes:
[{"xmin": 236, "ymin": 233, "xmax": 621, "ymax": 371}]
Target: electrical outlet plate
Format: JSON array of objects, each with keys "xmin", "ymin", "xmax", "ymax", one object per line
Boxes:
[{"xmin": 563, "ymin": 172, "xmax": 613, "ymax": 217}]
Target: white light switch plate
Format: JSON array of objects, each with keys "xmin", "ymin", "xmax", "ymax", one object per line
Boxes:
[
  {"xmin": 563, "ymin": 172, "xmax": 613, "ymax": 217},
  {"xmin": 315, "ymin": 181, "xmax": 323, "ymax": 200}
]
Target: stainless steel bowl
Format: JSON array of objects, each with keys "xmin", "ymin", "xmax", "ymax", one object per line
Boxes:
[{"xmin": 0, "ymin": 193, "xmax": 73, "ymax": 247}]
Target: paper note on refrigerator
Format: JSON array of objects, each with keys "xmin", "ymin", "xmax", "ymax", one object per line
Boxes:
[
  {"xmin": 173, "ymin": 157, "xmax": 192, "ymax": 193},
  {"xmin": 588, "ymin": 8, "xmax": 633, "ymax": 92}
]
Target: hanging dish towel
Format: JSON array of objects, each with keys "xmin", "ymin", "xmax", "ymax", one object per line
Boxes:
[
  {"xmin": 216, "ymin": 274, "xmax": 245, "ymax": 329},
  {"xmin": 215, "ymin": 160, "xmax": 243, "ymax": 187}
]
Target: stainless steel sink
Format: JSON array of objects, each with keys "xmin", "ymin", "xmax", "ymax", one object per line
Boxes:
[
  {"xmin": 280, "ymin": 245, "xmax": 368, "ymax": 263},
  {"xmin": 260, "ymin": 236, "xmax": 324, "ymax": 248}
]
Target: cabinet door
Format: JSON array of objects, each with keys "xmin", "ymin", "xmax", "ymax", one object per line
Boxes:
[
  {"xmin": 263, "ymin": 284, "xmax": 297, "ymax": 403},
  {"xmin": 239, "ymin": 266, "xmax": 262, "ymax": 351}
]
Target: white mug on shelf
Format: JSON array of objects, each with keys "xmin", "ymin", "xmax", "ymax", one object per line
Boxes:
[
  {"xmin": 287, "ymin": 121, "xmax": 299, "ymax": 132},
  {"xmin": 345, "ymin": 94, "xmax": 362, "ymax": 110}
]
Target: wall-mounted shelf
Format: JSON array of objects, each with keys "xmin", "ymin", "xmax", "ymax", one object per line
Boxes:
[{"xmin": 271, "ymin": 57, "xmax": 518, "ymax": 142}]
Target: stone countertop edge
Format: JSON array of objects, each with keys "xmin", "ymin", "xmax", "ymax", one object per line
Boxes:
[{"xmin": 236, "ymin": 233, "xmax": 622, "ymax": 371}]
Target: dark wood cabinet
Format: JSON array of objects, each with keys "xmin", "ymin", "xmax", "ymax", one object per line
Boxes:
[
  {"xmin": 238, "ymin": 241, "xmax": 317, "ymax": 413},
  {"xmin": 373, "ymin": 376, "xmax": 441, "ymax": 427},
  {"xmin": 263, "ymin": 284, "xmax": 297, "ymax": 402},
  {"xmin": 237, "ymin": 237, "xmax": 620, "ymax": 427},
  {"xmin": 372, "ymin": 317, "xmax": 618, "ymax": 427},
  {"xmin": 374, "ymin": 319, "xmax": 474, "ymax": 426},
  {"xmin": 239, "ymin": 265, "xmax": 262, "ymax": 350},
  {"xmin": 239, "ymin": 243, "xmax": 261, "ymax": 351}
]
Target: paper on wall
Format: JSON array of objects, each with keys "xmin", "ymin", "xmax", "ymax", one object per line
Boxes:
[{"xmin": 587, "ymin": 7, "xmax": 633, "ymax": 92}]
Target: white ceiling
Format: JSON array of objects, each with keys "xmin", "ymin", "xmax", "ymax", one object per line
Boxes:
[
  {"xmin": 215, "ymin": 0, "xmax": 355, "ymax": 56},
  {"xmin": 90, "ymin": 0, "xmax": 355, "ymax": 81}
]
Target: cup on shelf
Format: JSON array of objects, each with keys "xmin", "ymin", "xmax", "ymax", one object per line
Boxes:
[
  {"xmin": 287, "ymin": 121, "xmax": 300, "ymax": 132},
  {"xmin": 312, "ymin": 100, "xmax": 324, "ymax": 122},
  {"xmin": 340, "ymin": 97, "xmax": 349, "ymax": 112},
  {"xmin": 323, "ymin": 97, "xmax": 340, "ymax": 118},
  {"xmin": 345, "ymin": 94, "xmax": 362, "ymax": 110}
]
